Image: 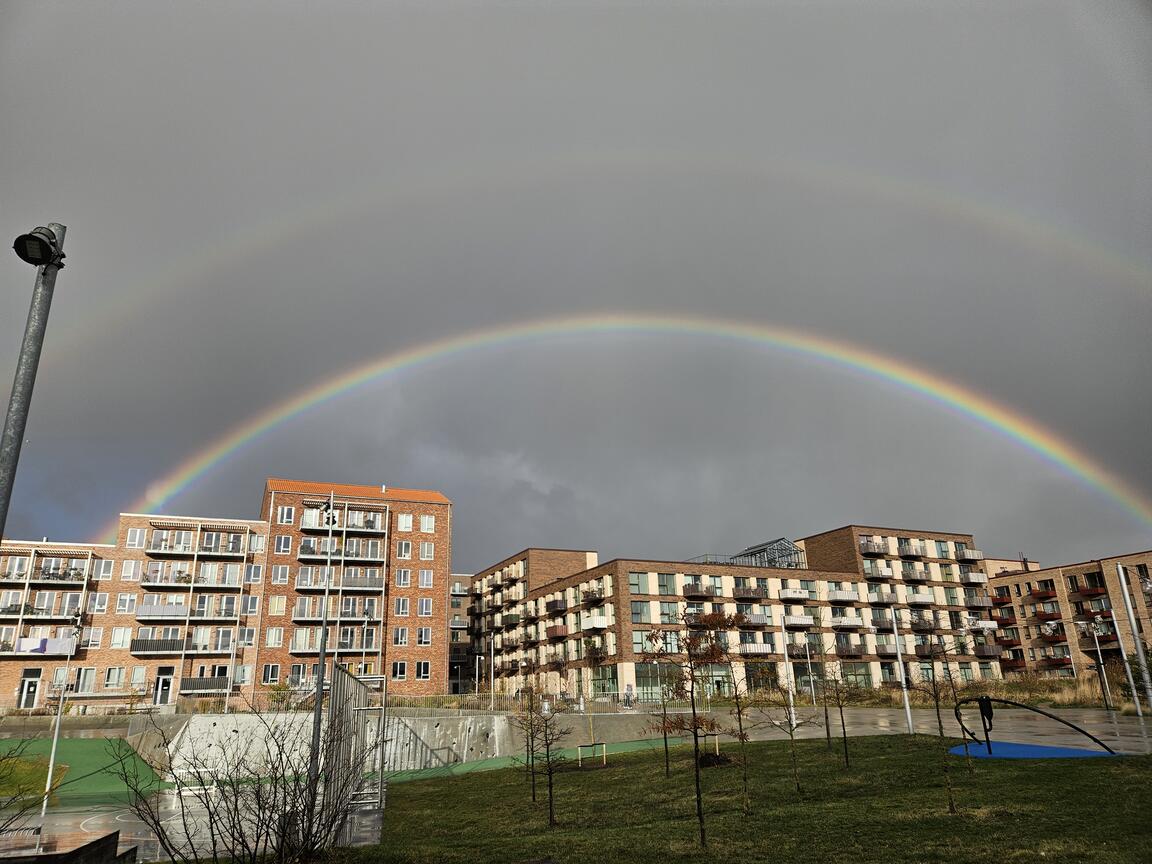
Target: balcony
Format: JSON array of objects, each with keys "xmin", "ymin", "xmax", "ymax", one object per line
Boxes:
[
  {"xmin": 26, "ymin": 569, "xmax": 87, "ymax": 585},
  {"xmin": 991, "ymin": 595, "xmax": 1013, "ymax": 606},
  {"xmin": 143, "ymin": 573, "xmax": 241, "ymax": 590},
  {"xmin": 545, "ymin": 625, "xmax": 568, "ymax": 640},
  {"xmin": 738, "ymin": 643, "xmax": 777, "ymax": 656},
  {"xmin": 831, "ymin": 615, "xmax": 865, "ymax": 629},
  {"xmin": 502, "ymin": 638, "xmax": 521, "ymax": 651},
  {"xmin": 130, "ymin": 638, "xmax": 190, "ymax": 655},
  {"xmin": 870, "ymin": 616, "xmax": 894, "ymax": 630},
  {"xmin": 1, "ymin": 636, "xmax": 76, "ymax": 655},
  {"xmin": 900, "ymin": 569, "xmax": 930, "ymax": 583},
  {"xmin": 545, "ymin": 600, "xmax": 568, "ymax": 616},
  {"xmin": 1000, "ymin": 658, "xmax": 1027, "ymax": 671},
  {"xmin": 684, "ymin": 613, "xmax": 706, "ymax": 628},
  {"xmin": 974, "ymin": 645, "xmax": 1003, "ymax": 658},
  {"xmin": 1038, "ymin": 630, "xmax": 1067, "ymax": 643},
  {"xmin": 21, "ymin": 606, "xmax": 73, "ymax": 621},
  {"xmin": 968, "ymin": 619, "xmax": 999, "ymax": 631},
  {"xmin": 993, "ymin": 614, "xmax": 1017, "ymax": 626},
  {"xmin": 996, "ymin": 637, "xmax": 1021, "ymax": 647},
  {"xmin": 196, "ymin": 542, "xmax": 246, "ymax": 559},
  {"xmin": 875, "ymin": 644, "xmax": 898, "ymax": 657},
  {"xmin": 504, "ymin": 570, "xmax": 522, "ymax": 586},
  {"xmin": 179, "ymin": 676, "xmax": 232, "ymax": 694},
  {"xmin": 147, "ymin": 542, "xmax": 195, "ymax": 557},
  {"xmin": 185, "ymin": 642, "xmax": 233, "ymax": 655},
  {"xmin": 898, "ymin": 542, "xmax": 927, "ymax": 558},
  {"xmin": 582, "ymin": 615, "xmax": 609, "ymax": 631},
  {"xmin": 778, "ymin": 588, "xmax": 810, "ymax": 601},
  {"xmin": 737, "ymin": 613, "xmax": 770, "ymax": 628},
  {"xmin": 1077, "ymin": 585, "xmax": 1108, "ymax": 598},
  {"xmin": 1030, "ymin": 589, "xmax": 1057, "ymax": 600},
  {"xmin": 835, "ymin": 642, "xmax": 864, "ymax": 657},
  {"xmin": 956, "ymin": 548, "xmax": 985, "ymax": 562},
  {"xmin": 864, "ymin": 567, "xmax": 894, "ymax": 581},
  {"xmin": 859, "ymin": 541, "xmax": 888, "ymax": 556},
  {"xmin": 581, "ymin": 588, "xmax": 605, "ymax": 606},
  {"xmin": 546, "ymin": 653, "xmax": 567, "ymax": 667},
  {"xmin": 732, "ymin": 585, "xmax": 771, "ymax": 600},
  {"xmin": 960, "ymin": 571, "xmax": 988, "ymax": 586},
  {"xmin": 341, "ymin": 574, "xmax": 386, "ymax": 591},
  {"xmin": 784, "ymin": 615, "xmax": 814, "ymax": 629},
  {"xmin": 1039, "ymin": 656, "xmax": 1073, "ymax": 668},
  {"xmin": 344, "ymin": 517, "xmax": 387, "ymax": 534},
  {"xmin": 786, "ymin": 643, "xmax": 810, "ymax": 659},
  {"xmin": 906, "ymin": 591, "xmax": 935, "ymax": 605},
  {"xmin": 683, "ymin": 584, "xmax": 720, "ymax": 599},
  {"xmin": 914, "ymin": 644, "xmax": 938, "ymax": 658},
  {"xmin": 827, "ymin": 590, "xmax": 859, "ymax": 604},
  {"xmin": 1036, "ymin": 610, "xmax": 1063, "ymax": 622},
  {"xmin": 137, "ymin": 604, "xmax": 190, "ymax": 620},
  {"xmin": 909, "ymin": 617, "xmax": 936, "ymax": 632},
  {"xmin": 867, "ymin": 592, "xmax": 898, "ymax": 605},
  {"xmin": 501, "ymin": 614, "xmax": 521, "ymax": 629},
  {"xmin": 964, "ymin": 596, "xmax": 993, "ymax": 609}
]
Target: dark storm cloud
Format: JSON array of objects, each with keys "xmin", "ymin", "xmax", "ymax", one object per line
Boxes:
[{"xmin": 1, "ymin": 1, "xmax": 1149, "ymax": 569}]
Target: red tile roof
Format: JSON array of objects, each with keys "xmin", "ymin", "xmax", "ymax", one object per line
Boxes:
[{"xmin": 264, "ymin": 478, "xmax": 451, "ymax": 505}]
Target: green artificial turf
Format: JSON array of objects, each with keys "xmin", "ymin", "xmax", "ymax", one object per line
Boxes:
[
  {"xmin": 347, "ymin": 735, "xmax": 1151, "ymax": 864},
  {"xmin": 0, "ymin": 737, "xmax": 158, "ymax": 802}
]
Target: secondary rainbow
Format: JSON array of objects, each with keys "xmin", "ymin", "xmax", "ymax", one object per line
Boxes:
[{"xmin": 101, "ymin": 313, "xmax": 1152, "ymax": 541}]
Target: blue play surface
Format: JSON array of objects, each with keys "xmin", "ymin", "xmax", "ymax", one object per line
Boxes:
[{"xmin": 949, "ymin": 741, "xmax": 1115, "ymax": 759}]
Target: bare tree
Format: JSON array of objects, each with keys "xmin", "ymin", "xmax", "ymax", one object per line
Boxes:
[
  {"xmin": 756, "ymin": 681, "xmax": 820, "ymax": 793},
  {"xmin": 819, "ymin": 658, "xmax": 866, "ymax": 770},
  {"xmin": 0, "ymin": 739, "xmax": 47, "ymax": 836},
  {"xmin": 906, "ymin": 638, "xmax": 967, "ymax": 815},
  {"xmin": 510, "ymin": 688, "xmax": 541, "ymax": 802},
  {"xmin": 107, "ymin": 688, "xmax": 377, "ymax": 864},
  {"xmin": 641, "ymin": 655, "xmax": 686, "ymax": 779},
  {"xmin": 515, "ymin": 696, "xmax": 572, "ymax": 828}
]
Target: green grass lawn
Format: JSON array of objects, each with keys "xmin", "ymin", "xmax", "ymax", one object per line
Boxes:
[{"xmin": 352, "ymin": 735, "xmax": 1151, "ymax": 864}]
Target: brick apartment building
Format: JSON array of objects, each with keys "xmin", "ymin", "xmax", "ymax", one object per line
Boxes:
[
  {"xmin": 987, "ymin": 551, "xmax": 1152, "ymax": 678},
  {"xmin": 0, "ymin": 478, "xmax": 452, "ymax": 710},
  {"xmin": 471, "ymin": 526, "xmax": 1007, "ymax": 699}
]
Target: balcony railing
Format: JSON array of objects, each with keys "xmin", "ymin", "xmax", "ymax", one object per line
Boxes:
[
  {"xmin": 143, "ymin": 573, "xmax": 241, "ymax": 589},
  {"xmin": 900, "ymin": 569, "xmax": 930, "ymax": 583},
  {"xmin": 682, "ymin": 584, "xmax": 720, "ymax": 599},
  {"xmin": 960, "ymin": 572, "xmax": 988, "ymax": 585},
  {"xmin": 956, "ymin": 549, "xmax": 984, "ymax": 562},
  {"xmin": 827, "ymin": 590, "xmax": 859, "ymax": 603},
  {"xmin": 914, "ymin": 644, "xmax": 938, "ymax": 658},
  {"xmin": 1, "ymin": 636, "xmax": 76, "ymax": 655},
  {"xmin": 785, "ymin": 643, "xmax": 809, "ymax": 658},
  {"xmin": 784, "ymin": 615, "xmax": 814, "ymax": 628},
  {"xmin": 974, "ymin": 645, "xmax": 1002, "ymax": 658},
  {"xmin": 898, "ymin": 542, "xmax": 927, "ymax": 558},
  {"xmin": 778, "ymin": 588, "xmax": 810, "ymax": 601},
  {"xmin": 906, "ymin": 592, "xmax": 935, "ymax": 605},
  {"xmin": 501, "ymin": 614, "xmax": 521, "ymax": 628},
  {"xmin": 991, "ymin": 594, "xmax": 1013, "ymax": 605},
  {"xmin": 867, "ymin": 592, "xmax": 898, "ymax": 605},
  {"xmin": 147, "ymin": 543, "xmax": 194, "ymax": 556},
  {"xmin": 909, "ymin": 617, "xmax": 936, "ymax": 632},
  {"xmin": 737, "ymin": 613, "xmax": 770, "ymax": 627},
  {"xmin": 582, "ymin": 616, "xmax": 609, "ymax": 631},
  {"xmin": 545, "ymin": 625, "xmax": 568, "ymax": 640},
  {"xmin": 875, "ymin": 643, "xmax": 898, "ymax": 656},
  {"xmin": 831, "ymin": 615, "xmax": 864, "ymax": 629},
  {"xmin": 737, "ymin": 643, "xmax": 776, "ymax": 656},
  {"xmin": 864, "ymin": 567, "xmax": 893, "ymax": 580},
  {"xmin": 179, "ymin": 676, "xmax": 232, "ymax": 694},
  {"xmin": 964, "ymin": 595, "xmax": 993, "ymax": 608},
  {"xmin": 859, "ymin": 541, "xmax": 888, "ymax": 556},
  {"xmin": 1000, "ymin": 658, "xmax": 1027, "ymax": 671},
  {"xmin": 581, "ymin": 588, "xmax": 605, "ymax": 605},
  {"xmin": 732, "ymin": 585, "xmax": 771, "ymax": 600},
  {"xmin": 835, "ymin": 642, "xmax": 864, "ymax": 656},
  {"xmin": 1036, "ymin": 610, "xmax": 1062, "ymax": 622},
  {"xmin": 1030, "ymin": 589, "xmax": 1057, "ymax": 600},
  {"xmin": 545, "ymin": 600, "xmax": 568, "ymax": 615},
  {"xmin": 130, "ymin": 638, "xmax": 190, "ymax": 654},
  {"xmin": 137, "ymin": 604, "xmax": 190, "ymax": 619}
]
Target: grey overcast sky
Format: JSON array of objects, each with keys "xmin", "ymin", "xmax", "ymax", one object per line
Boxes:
[{"xmin": 1, "ymin": 1, "xmax": 1150, "ymax": 572}]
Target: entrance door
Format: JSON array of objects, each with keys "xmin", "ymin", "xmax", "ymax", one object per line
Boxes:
[
  {"xmin": 19, "ymin": 670, "xmax": 40, "ymax": 709},
  {"xmin": 154, "ymin": 671, "xmax": 173, "ymax": 705}
]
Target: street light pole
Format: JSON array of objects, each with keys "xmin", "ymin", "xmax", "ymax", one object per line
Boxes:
[
  {"xmin": 891, "ymin": 608, "xmax": 914, "ymax": 734},
  {"xmin": 39, "ymin": 613, "xmax": 82, "ymax": 835},
  {"xmin": 1078, "ymin": 620, "xmax": 1114, "ymax": 711},
  {"xmin": 1117, "ymin": 564, "xmax": 1152, "ymax": 713},
  {"xmin": 1, "ymin": 224, "xmax": 66, "ymax": 542},
  {"xmin": 307, "ymin": 493, "xmax": 336, "ymax": 811}
]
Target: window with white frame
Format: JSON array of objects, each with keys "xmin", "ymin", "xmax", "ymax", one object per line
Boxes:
[
  {"xmin": 241, "ymin": 596, "xmax": 259, "ymax": 615},
  {"xmin": 81, "ymin": 627, "xmax": 103, "ymax": 649},
  {"xmin": 95, "ymin": 560, "xmax": 114, "ymax": 578},
  {"xmin": 393, "ymin": 627, "xmax": 408, "ymax": 646},
  {"xmin": 235, "ymin": 665, "xmax": 252, "ymax": 685},
  {"xmin": 121, "ymin": 560, "xmax": 141, "ymax": 582},
  {"xmin": 266, "ymin": 627, "xmax": 284, "ymax": 648},
  {"xmin": 394, "ymin": 597, "xmax": 409, "ymax": 617},
  {"xmin": 262, "ymin": 664, "xmax": 280, "ymax": 684},
  {"xmin": 417, "ymin": 598, "xmax": 433, "ymax": 617},
  {"xmin": 397, "ymin": 541, "xmax": 412, "ymax": 560},
  {"xmin": 419, "ymin": 569, "xmax": 433, "ymax": 588},
  {"xmin": 269, "ymin": 595, "xmax": 286, "ymax": 616},
  {"xmin": 417, "ymin": 626, "xmax": 432, "ymax": 646},
  {"xmin": 276, "ymin": 506, "xmax": 295, "ymax": 525},
  {"xmin": 238, "ymin": 627, "xmax": 255, "ymax": 647},
  {"xmin": 251, "ymin": 535, "xmax": 266, "ymax": 554},
  {"xmin": 419, "ymin": 514, "xmax": 435, "ymax": 533},
  {"xmin": 245, "ymin": 565, "xmax": 263, "ymax": 584},
  {"xmin": 395, "ymin": 569, "xmax": 411, "ymax": 588},
  {"xmin": 272, "ymin": 565, "xmax": 289, "ymax": 585},
  {"xmin": 116, "ymin": 593, "xmax": 137, "ymax": 614},
  {"xmin": 105, "ymin": 667, "xmax": 125, "ymax": 689},
  {"xmin": 125, "ymin": 528, "xmax": 145, "ymax": 549},
  {"xmin": 397, "ymin": 514, "xmax": 413, "ymax": 532},
  {"xmin": 87, "ymin": 593, "xmax": 108, "ymax": 614},
  {"xmin": 111, "ymin": 627, "xmax": 131, "ymax": 649},
  {"xmin": 391, "ymin": 661, "xmax": 407, "ymax": 680},
  {"xmin": 415, "ymin": 661, "xmax": 430, "ymax": 680},
  {"xmin": 274, "ymin": 535, "xmax": 292, "ymax": 555},
  {"xmin": 419, "ymin": 542, "xmax": 434, "ymax": 560}
]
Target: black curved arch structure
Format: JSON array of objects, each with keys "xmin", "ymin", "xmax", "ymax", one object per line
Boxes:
[{"xmin": 953, "ymin": 695, "xmax": 1116, "ymax": 755}]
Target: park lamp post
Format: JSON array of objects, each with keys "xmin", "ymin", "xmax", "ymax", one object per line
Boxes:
[
  {"xmin": 307, "ymin": 493, "xmax": 338, "ymax": 813},
  {"xmin": 889, "ymin": 607, "xmax": 914, "ymax": 734},
  {"xmin": 1, "ymin": 225, "xmax": 66, "ymax": 543},
  {"xmin": 39, "ymin": 612, "xmax": 83, "ymax": 833},
  {"xmin": 1074, "ymin": 618, "xmax": 1115, "ymax": 712}
]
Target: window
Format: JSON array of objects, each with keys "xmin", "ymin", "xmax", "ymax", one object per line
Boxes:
[
  {"xmin": 238, "ymin": 627, "xmax": 255, "ymax": 647},
  {"xmin": 417, "ymin": 627, "xmax": 432, "ymax": 646},
  {"xmin": 936, "ymin": 541, "xmax": 949, "ymax": 558},
  {"xmin": 419, "ymin": 569, "xmax": 434, "ymax": 588},
  {"xmin": 274, "ymin": 535, "xmax": 292, "ymax": 555},
  {"xmin": 111, "ymin": 627, "xmax": 131, "ymax": 649},
  {"xmin": 394, "ymin": 597, "xmax": 409, "ymax": 617},
  {"xmin": 87, "ymin": 593, "xmax": 108, "ymax": 614},
  {"xmin": 419, "ymin": 542, "xmax": 434, "ymax": 560},
  {"xmin": 397, "ymin": 514, "xmax": 413, "ymax": 532},
  {"xmin": 266, "ymin": 627, "xmax": 284, "ymax": 648},
  {"xmin": 276, "ymin": 506, "xmax": 295, "ymax": 525},
  {"xmin": 272, "ymin": 565, "xmax": 289, "ymax": 585},
  {"xmin": 269, "ymin": 596, "xmax": 286, "ymax": 616},
  {"xmin": 121, "ymin": 560, "xmax": 141, "ymax": 582},
  {"xmin": 81, "ymin": 627, "xmax": 103, "ymax": 648},
  {"xmin": 631, "ymin": 601, "xmax": 651, "ymax": 624},
  {"xmin": 628, "ymin": 572, "xmax": 649, "ymax": 594},
  {"xmin": 116, "ymin": 593, "xmax": 137, "ymax": 614},
  {"xmin": 241, "ymin": 596, "xmax": 259, "ymax": 615},
  {"xmin": 245, "ymin": 565, "xmax": 263, "ymax": 584},
  {"xmin": 234, "ymin": 665, "xmax": 252, "ymax": 685},
  {"xmin": 632, "ymin": 630, "xmax": 649, "ymax": 653},
  {"xmin": 125, "ymin": 528, "xmax": 145, "ymax": 549},
  {"xmin": 391, "ymin": 661, "xmax": 407, "ymax": 680},
  {"xmin": 393, "ymin": 627, "xmax": 408, "ymax": 646},
  {"xmin": 657, "ymin": 573, "xmax": 674, "ymax": 595},
  {"xmin": 131, "ymin": 666, "xmax": 147, "ymax": 687},
  {"xmin": 395, "ymin": 569, "xmax": 411, "ymax": 588},
  {"xmin": 415, "ymin": 661, "xmax": 431, "ymax": 680},
  {"xmin": 418, "ymin": 598, "xmax": 433, "ymax": 617},
  {"xmin": 105, "ymin": 667, "xmax": 125, "ymax": 689},
  {"xmin": 420, "ymin": 515, "xmax": 435, "ymax": 532},
  {"xmin": 262, "ymin": 664, "xmax": 280, "ymax": 685},
  {"xmin": 397, "ymin": 541, "xmax": 412, "ymax": 560},
  {"xmin": 94, "ymin": 560, "xmax": 114, "ymax": 579}
]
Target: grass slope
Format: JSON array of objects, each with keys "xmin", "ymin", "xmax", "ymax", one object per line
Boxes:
[{"xmin": 357, "ymin": 735, "xmax": 1151, "ymax": 864}]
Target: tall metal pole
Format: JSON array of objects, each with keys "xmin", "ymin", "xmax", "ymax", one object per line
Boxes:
[
  {"xmin": 1087, "ymin": 625, "xmax": 1114, "ymax": 711},
  {"xmin": 489, "ymin": 643, "xmax": 495, "ymax": 710},
  {"xmin": 39, "ymin": 614, "xmax": 82, "ymax": 833},
  {"xmin": 891, "ymin": 608, "xmax": 914, "ymax": 734},
  {"xmin": 778, "ymin": 616, "xmax": 796, "ymax": 729},
  {"xmin": 1117, "ymin": 564, "xmax": 1152, "ymax": 712},
  {"xmin": 0, "ymin": 224, "xmax": 66, "ymax": 542},
  {"xmin": 307, "ymin": 494, "xmax": 336, "ymax": 806}
]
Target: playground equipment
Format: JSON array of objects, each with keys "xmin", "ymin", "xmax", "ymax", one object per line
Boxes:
[{"xmin": 953, "ymin": 695, "xmax": 1116, "ymax": 756}]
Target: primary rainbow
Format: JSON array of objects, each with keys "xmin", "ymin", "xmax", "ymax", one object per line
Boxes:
[{"xmin": 101, "ymin": 313, "xmax": 1152, "ymax": 541}]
